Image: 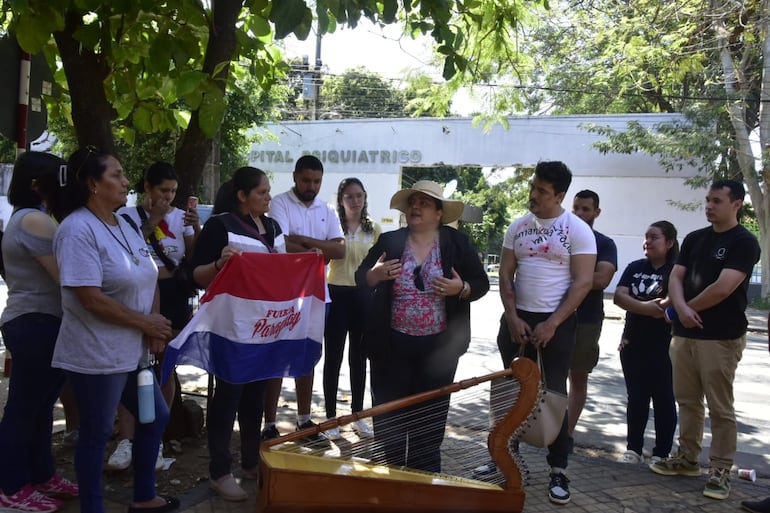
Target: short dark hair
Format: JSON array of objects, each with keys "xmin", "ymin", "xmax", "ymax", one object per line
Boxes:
[
  {"xmin": 295, "ymin": 155, "xmax": 323, "ymax": 173},
  {"xmin": 534, "ymin": 161, "xmax": 572, "ymax": 194},
  {"xmin": 136, "ymin": 161, "xmax": 179, "ymax": 192},
  {"xmin": 710, "ymin": 179, "xmax": 745, "ymax": 202},
  {"xmin": 574, "ymin": 189, "xmax": 600, "ymax": 208}
]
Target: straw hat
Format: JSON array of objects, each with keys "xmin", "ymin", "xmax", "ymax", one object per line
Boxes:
[{"xmin": 389, "ymin": 180, "xmax": 465, "ymax": 224}]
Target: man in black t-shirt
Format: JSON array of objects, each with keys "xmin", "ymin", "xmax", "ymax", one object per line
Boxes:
[
  {"xmin": 568, "ymin": 190, "xmax": 617, "ymax": 446},
  {"xmin": 649, "ymin": 180, "xmax": 760, "ymax": 502}
]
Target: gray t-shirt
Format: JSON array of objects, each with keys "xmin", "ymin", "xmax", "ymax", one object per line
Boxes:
[
  {"xmin": 0, "ymin": 208, "xmax": 62, "ymax": 325},
  {"xmin": 52, "ymin": 208, "xmax": 158, "ymax": 374}
]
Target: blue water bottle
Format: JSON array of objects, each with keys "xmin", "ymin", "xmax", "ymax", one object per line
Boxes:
[{"xmin": 137, "ymin": 354, "xmax": 155, "ymax": 424}]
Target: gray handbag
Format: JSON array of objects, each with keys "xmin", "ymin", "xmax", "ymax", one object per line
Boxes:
[{"xmin": 518, "ymin": 346, "xmax": 568, "ymax": 448}]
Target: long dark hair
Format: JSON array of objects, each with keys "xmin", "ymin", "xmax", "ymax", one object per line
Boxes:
[
  {"xmin": 7, "ymin": 151, "xmax": 69, "ymax": 221},
  {"xmin": 213, "ymin": 167, "xmax": 267, "ymax": 214},
  {"xmin": 650, "ymin": 220, "xmax": 679, "ymax": 263},
  {"xmin": 336, "ymin": 177, "xmax": 374, "ymax": 235}
]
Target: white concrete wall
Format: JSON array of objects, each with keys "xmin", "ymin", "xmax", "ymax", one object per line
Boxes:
[{"xmin": 248, "ymin": 115, "xmax": 709, "ymax": 291}]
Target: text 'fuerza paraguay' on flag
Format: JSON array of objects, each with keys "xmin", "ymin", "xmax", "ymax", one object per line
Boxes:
[{"xmin": 161, "ymin": 252, "xmax": 326, "ymax": 384}]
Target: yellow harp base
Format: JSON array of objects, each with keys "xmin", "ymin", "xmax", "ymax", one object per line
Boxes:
[{"xmin": 257, "ymin": 357, "xmax": 539, "ymax": 513}]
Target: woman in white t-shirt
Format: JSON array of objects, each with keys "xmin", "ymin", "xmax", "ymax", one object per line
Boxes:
[{"xmin": 109, "ymin": 162, "xmax": 200, "ymax": 470}]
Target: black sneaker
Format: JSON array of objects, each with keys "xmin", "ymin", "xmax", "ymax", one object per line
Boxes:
[
  {"xmin": 260, "ymin": 425, "xmax": 280, "ymax": 441},
  {"xmin": 296, "ymin": 420, "xmax": 330, "ymax": 448},
  {"xmin": 548, "ymin": 472, "xmax": 571, "ymax": 504}
]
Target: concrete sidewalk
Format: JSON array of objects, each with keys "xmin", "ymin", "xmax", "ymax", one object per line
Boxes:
[
  {"xmin": 9, "ymin": 291, "xmax": 770, "ymax": 513},
  {"xmin": 56, "ymin": 444, "xmax": 770, "ymax": 513}
]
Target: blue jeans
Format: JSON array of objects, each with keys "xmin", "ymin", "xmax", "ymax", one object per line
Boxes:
[
  {"xmin": 207, "ymin": 377, "xmax": 267, "ymax": 479},
  {"xmin": 67, "ymin": 369, "xmax": 169, "ymax": 513},
  {"xmin": 0, "ymin": 313, "xmax": 64, "ymax": 495}
]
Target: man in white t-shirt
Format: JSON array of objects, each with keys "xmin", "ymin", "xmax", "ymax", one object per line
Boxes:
[
  {"xmin": 263, "ymin": 155, "xmax": 345, "ymax": 445},
  {"xmin": 479, "ymin": 161, "xmax": 596, "ymax": 505}
]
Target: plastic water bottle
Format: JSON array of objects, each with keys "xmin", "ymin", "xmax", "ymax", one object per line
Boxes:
[{"xmin": 137, "ymin": 367, "xmax": 155, "ymax": 424}]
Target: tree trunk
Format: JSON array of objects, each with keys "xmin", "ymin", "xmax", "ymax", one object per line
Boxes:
[
  {"xmin": 713, "ymin": 4, "xmax": 768, "ymax": 298},
  {"xmin": 53, "ymin": 10, "xmax": 116, "ymax": 155},
  {"xmin": 760, "ymin": 0, "xmax": 770, "ymax": 298},
  {"xmin": 174, "ymin": 0, "xmax": 244, "ymax": 208}
]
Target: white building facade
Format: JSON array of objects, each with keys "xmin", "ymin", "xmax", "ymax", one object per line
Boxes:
[{"xmin": 248, "ymin": 114, "xmax": 709, "ymax": 292}]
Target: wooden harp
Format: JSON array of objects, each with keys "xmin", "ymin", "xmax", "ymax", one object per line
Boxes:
[{"xmin": 258, "ymin": 356, "xmax": 540, "ymax": 513}]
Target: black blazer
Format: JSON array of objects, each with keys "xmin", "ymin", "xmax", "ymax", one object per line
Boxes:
[{"xmin": 355, "ymin": 226, "xmax": 490, "ymax": 360}]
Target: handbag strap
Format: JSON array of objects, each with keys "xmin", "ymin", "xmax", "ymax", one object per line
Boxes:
[
  {"xmin": 227, "ymin": 213, "xmax": 277, "ymax": 253},
  {"xmin": 136, "ymin": 206, "xmax": 177, "ymax": 272},
  {"xmin": 537, "ymin": 346, "xmax": 548, "ymax": 390}
]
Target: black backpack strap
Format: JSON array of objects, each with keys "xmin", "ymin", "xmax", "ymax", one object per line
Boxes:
[{"xmin": 119, "ymin": 212, "xmax": 141, "ymax": 236}]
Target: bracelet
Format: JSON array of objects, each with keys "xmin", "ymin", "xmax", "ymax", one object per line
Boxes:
[
  {"xmin": 460, "ymin": 281, "xmax": 470, "ymax": 299},
  {"xmin": 214, "ymin": 259, "xmax": 222, "ymax": 271}
]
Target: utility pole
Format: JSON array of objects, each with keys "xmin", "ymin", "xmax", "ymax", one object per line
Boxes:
[{"xmin": 313, "ymin": 30, "xmax": 322, "ymax": 120}]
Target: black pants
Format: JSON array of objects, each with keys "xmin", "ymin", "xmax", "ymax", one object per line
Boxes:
[
  {"xmin": 370, "ymin": 329, "xmax": 459, "ymax": 473},
  {"xmin": 207, "ymin": 377, "xmax": 266, "ymax": 479},
  {"xmin": 497, "ymin": 311, "xmax": 576, "ymax": 469},
  {"xmin": 323, "ymin": 285, "xmax": 368, "ymax": 417},
  {"xmin": 620, "ymin": 336, "xmax": 676, "ymax": 458}
]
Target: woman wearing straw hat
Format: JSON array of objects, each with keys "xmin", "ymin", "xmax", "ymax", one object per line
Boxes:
[{"xmin": 355, "ymin": 180, "xmax": 489, "ymax": 473}]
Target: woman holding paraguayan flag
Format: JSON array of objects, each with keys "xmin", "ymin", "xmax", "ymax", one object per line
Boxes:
[{"xmin": 187, "ymin": 166, "xmax": 285, "ymax": 502}]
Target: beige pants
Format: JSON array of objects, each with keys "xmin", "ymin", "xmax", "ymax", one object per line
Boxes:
[{"xmin": 670, "ymin": 335, "xmax": 746, "ymax": 469}]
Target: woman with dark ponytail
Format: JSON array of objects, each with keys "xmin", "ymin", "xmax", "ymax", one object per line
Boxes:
[
  {"xmin": 0, "ymin": 152, "xmax": 78, "ymax": 513},
  {"xmin": 614, "ymin": 220, "xmax": 679, "ymax": 465}
]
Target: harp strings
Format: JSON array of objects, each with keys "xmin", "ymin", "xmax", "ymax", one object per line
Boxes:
[{"xmin": 264, "ymin": 375, "xmax": 524, "ymax": 485}]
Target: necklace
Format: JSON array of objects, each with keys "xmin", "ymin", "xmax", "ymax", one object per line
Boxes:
[{"xmin": 86, "ymin": 207, "xmax": 140, "ymax": 265}]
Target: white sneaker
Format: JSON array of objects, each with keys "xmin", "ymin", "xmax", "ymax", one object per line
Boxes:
[
  {"xmin": 155, "ymin": 442, "xmax": 165, "ymax": 471},
  {"xmin": 323, "ymin": 426, "xmax": 342, "ymax": 440},
  {"xmin": 107, "ymin": 439, "xmax": 132, "ymax": 470},
  {"xmin": 621, "ymin": 450, "xmax": 643, "ymax": 464},
  {"xmin": 650, "ymin": 455, "xmax": 663, "ymax": 465},
  {"xmin": 352, "ymin": 419, "xmax": 373, "ymax": 438}
]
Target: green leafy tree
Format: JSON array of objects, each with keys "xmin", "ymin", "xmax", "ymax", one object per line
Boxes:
[
  {"xmin": 400, "ymin": 165, "xmax": 532, "ymax": 256},
  {"xmin": 1, "ymin": 0, "xmax": 543, "ymax": 205},
  {"xmin": 403, "ymin": 73, "xmax": 453, "ymax": 117},
  {"xmin": 320, "ymin": 67, "xmax": 406, "ymax": 118},
  {"xmin": 0, "ymin": 134, "xmax": 15, "ymax": 163},
  {"xmin": 450, "ymin": 0, "xmax": 770, "ymax": 295}
]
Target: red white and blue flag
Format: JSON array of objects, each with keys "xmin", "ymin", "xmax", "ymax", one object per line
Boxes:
[{"xmin": 161, "ymin": 252, "xmax": 326, "ymax": 384}]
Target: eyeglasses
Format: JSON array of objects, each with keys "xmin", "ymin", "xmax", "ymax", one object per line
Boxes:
[
  {"xmin": 413, "ymin": 265, "xmax": 425, "ymax": 291},
  {"xmin": 75, "ymin": 145, "xmax": 100, "ymax": 180}
]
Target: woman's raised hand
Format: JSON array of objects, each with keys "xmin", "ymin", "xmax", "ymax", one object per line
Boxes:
[{"xmin": 368, "ymin": 252, "xmax": 401, "ymax": 286}]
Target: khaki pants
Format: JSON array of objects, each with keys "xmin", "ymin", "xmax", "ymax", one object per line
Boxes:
[{"xmin": 670, "ymin": 335, "xmax": 745, "ymax": 469}]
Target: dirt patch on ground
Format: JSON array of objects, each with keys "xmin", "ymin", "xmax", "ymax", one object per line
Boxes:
[{"xmin": 51, "ymin": 427, "xmax": 216, "ymax": 500}]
